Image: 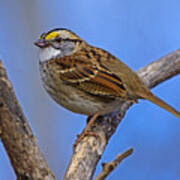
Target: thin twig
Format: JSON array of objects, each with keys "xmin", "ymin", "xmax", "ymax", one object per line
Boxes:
[{"xmin": 95, "ymin": 148, "xmax": 133, "ymax": 180}]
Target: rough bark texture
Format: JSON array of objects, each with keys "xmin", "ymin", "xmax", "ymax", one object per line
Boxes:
[
  {"xmin": 0, "ymin": 61, "xmax": 55, "ymax": 180},
  {"xmin": 64, "ymin": 50, "xmax": 180, "ymax": 180}
]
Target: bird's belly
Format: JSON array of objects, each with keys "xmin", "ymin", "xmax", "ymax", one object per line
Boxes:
[
  {"xmin": 43, "ymin": 83, "xmax": 104, "ymax": 115},
  {"xmin": 40, "ymin": 64, "xmax": 122, "ymax": 115},
  {"xmin": 40, "ymin": 65, "xmax": 102, "ymax": 115}
]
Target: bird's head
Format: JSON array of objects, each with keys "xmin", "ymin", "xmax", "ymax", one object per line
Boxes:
[{"xmin": 34, "ymin": 28, "xmax": 84, "ymax": 62}]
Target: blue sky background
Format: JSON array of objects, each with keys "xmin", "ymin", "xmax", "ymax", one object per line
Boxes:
[{"xmin": 0, "ymin": 0, "xmax": 180, "ymax": 179}]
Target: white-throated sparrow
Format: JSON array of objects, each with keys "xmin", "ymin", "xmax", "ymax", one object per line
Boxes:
[{"xmin": 34, "ymin": 28, "xmax": 180, "ymax": 119}]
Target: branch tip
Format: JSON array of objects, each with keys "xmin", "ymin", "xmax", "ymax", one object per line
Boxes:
[{"xmin": 95, "ymin": 148, "xmax": 133, "ymax": 180}]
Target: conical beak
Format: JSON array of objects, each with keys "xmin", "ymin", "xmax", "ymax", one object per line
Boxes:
[{"xmin": 34, "ymin": 39, "xmax": 48, "ymax": 48}]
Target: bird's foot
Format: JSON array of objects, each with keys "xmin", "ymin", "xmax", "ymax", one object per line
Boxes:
[{"xmin": 73, "ymin": 111, "xmax": 101, "ymax": 149}]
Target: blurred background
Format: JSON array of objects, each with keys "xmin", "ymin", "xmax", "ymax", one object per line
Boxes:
[{"xmin": 0, "ymin": 0, "xmax": 180, "ymax": 179}]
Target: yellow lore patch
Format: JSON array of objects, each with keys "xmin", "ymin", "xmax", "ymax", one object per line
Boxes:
[{"xmin": 45, "ymin": 32, "xmax": 59, "ymax": 40}]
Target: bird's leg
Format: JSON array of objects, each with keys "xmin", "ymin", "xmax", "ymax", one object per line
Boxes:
[{"xmin": 74, "ymin": 111, "xmax": 101, "ymax": 149}]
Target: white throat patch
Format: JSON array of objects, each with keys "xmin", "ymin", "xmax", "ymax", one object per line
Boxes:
[{"xmin": 39, "ymin": 47, "xmax": 62, "ymax": 62}]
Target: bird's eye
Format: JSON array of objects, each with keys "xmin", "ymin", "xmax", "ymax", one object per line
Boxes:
[
  {"xmin": 50, "ymin": 39, "xmax": 62, "ymax": 49},
  {"xmin": 55, "ymin": 37, "xmax": 62, "ymax": 42}
]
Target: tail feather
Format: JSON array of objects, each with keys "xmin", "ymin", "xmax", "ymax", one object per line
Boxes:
[{"xmin": 144, "ymin": 94, "xmax": 180, "ymax": 118}]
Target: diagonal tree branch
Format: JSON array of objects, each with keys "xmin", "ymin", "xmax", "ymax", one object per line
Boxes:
[
  {"xmin": 0, "ymin": 61, "xmax": 55, "ymax": 180},
  {"xmin": 64, "ymin": 49, "xmax": 180, "ymax": 180}
]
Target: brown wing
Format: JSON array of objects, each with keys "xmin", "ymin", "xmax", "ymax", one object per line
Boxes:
[{"xmin": 55, "ymin": 55, "xmax": 128, "ymax": 99}]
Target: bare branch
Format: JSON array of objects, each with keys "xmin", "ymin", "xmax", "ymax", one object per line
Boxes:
[
  {"xmin": 95, "ymin": 148, "xmax": 133, "ymax": 180},
  {"xmin": 0, "ymin": 61, "xmax": 55, "ymax": 180},
  {"xmin": 64, "ymin": 49, "xmax": 180, "ymax": 180}
]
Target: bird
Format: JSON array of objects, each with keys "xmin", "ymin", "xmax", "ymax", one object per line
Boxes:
[{"xmin": 34, "ymin": 28, "xmax": 180, "ymax": 144}]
